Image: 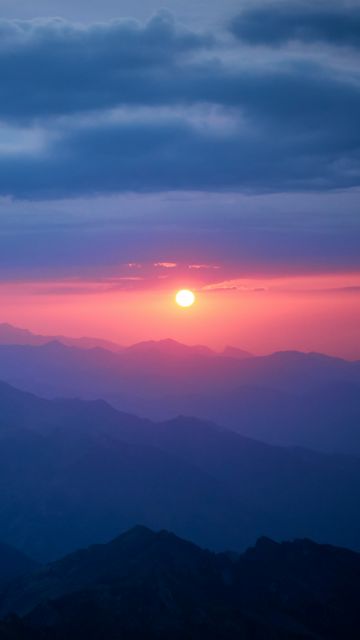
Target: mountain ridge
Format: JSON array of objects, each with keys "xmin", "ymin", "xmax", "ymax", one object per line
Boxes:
[
  {"xmin": 0, "ymin": 323, "xmax": 255, "ymax": 360},
  {"xmin": 0, "ymin": 544, "xmax": 39, "ymax": 591},
  {"xmin": 0, "ymin": 323, "xmax": 124, "ymax": 353},
  {"xmin": 1, "ymin": 527, "xmax": 360, "ymax": 639}
]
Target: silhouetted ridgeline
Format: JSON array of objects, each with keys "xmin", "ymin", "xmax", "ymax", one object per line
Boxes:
[{"xmin": 1, "ymin": 527, "xmax": 360, "ymax": 639}]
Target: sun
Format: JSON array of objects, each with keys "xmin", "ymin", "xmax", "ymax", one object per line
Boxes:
[{"xmin": 176, "ymin": 289, "xmax": 196, "ymax": 308}]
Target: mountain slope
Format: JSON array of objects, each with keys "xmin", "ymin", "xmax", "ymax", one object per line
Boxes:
[
  {"xmin": 155, "ymin": 381, "xmax": 360, "ymax": 455},
  {"xmin": 222, "ymin": 345, "xmax": 253, "ymax": 359},
  {"xmin": 0, "ymin": 356, "xmax": 360, "ymax": 456},
  {"xmin": 0, "ymin": 545, "xmax": 39, "ymax": 590},
  {"xmin": 1, "ymin": 381, "xmax": 360, "ymax": 560}
]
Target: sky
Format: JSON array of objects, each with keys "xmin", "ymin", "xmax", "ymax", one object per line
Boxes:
[{"xmin": 0, "ymin": 0, "xmax": 359, "ymax": 357}]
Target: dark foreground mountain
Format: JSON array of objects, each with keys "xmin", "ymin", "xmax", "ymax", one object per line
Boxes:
[
  {"xmin": 2, "ymin": 380, "xmax": 360, "ymax": 560},
  {"xmin": 1, "ymin": 527, "xmax": 360, "ymax": 639}
]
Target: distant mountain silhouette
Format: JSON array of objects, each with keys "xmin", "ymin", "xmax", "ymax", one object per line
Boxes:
[
  {"xmin": 0, "ymin": 322, "xmax": 123, "ymax": 352},
  {"xmin": 1, "ymin": 527, "xmax": 360, "ymax": 639},
  {"xmin": 126, "ymin": 339, "xmax": 252, "ymax": 360},
  {"xmin": 221, "ymin": 345, "xmax": 253, "ymax": 359},
  {"xmin": 125, "ymin": 338, "xmax": 216, "ymax": 358},
  {"xmin": 0, "ymin": 339, "xmax": 358, "ymax": 402},
  {"xmin": 1, "ymin": 381, "xmax": 360, "ymax": 560},
  {"xmin": 0, "ymin": 545, "xmax": 39, "ymax": 591},
  {"xmin": 0, "ymin": 323, "xmax": 253, "ymax": 359},
  {"xmin": 0, "ymin": 338, "xmax": 359, "ymax": 455}
]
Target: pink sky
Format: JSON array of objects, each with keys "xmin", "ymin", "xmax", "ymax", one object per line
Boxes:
[{"xmin": 1, "ymin": 271, "xmax": 359, "ymax": 359}]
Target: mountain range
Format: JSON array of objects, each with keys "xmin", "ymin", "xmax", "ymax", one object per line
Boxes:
[
  {"xmin": 1, "ymin": 526, "xmax": 360, "ymax": 639},
  {"xmin": 0, "ymin": 334, "xmax": 357, "ymax": 401},
  {"xmin": 0, "ymin": 323, "xmax": 360, "ymax": 637},
  {"xmin": 0, "ymin": 324, "xmax": 359, "ymax": 455},
  {"xmin": 0, "ymin": 323, "xmax": 252, "ymax": 359}
]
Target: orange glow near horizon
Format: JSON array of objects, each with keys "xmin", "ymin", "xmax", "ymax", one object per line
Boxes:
[{"xmin": 0, "ymin": 272, "xmax": 359, "ymax": 359}]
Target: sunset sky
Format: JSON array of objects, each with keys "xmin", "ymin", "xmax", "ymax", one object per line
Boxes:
[{"xmin": 0, "ymin": 0, "xmax": 359, "ymax": 357}]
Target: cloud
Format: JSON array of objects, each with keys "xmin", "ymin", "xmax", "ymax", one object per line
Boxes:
[
  {"xmin": 0, "ymin": 8, "xmax": 358, "ymax": 289},
  {"xmin": 0, "ymin": 13, "xmax": 212, "ymax": 122},
  {"xmin": 0, "ymin": 86, "xmax": 359, "ymax": 198},
  {"xmin": 154, "ymin": 262, "xmax": 177, "ymax": 268},
  {"xmin": 188, "ymin": 264, "xmax": 220, "ymax": 270},
  {"xmin": 201, "ymin": 273, "xmax": 360, "ymax": 294},
  {"xmin": 230, "ymin": 2, "xmax": 360, "ymax": 49},
  {"xmin": 0, "ymin": 12, "xmax": 358, "ymax": 197},
  {"xmin": 202, "ymin": 279, "xmax": 267, "ymax": 292}
]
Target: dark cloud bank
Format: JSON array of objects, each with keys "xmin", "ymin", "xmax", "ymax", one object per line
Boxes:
[
  {"xmin": 0, "ymin": 4, "xmax": 359, "ymax": 198},
  {"xmin": 230, "ymin": 2, "xmax": 360, "ymax": 48}
]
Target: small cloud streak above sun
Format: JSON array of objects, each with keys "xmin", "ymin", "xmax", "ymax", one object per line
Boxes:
[
  {"xmin": 188, "ymin": 264, "xmax": 220, "ymax": 270},
  {"xmin": 202, "ymin": 274, "xmax": 360, "ymax": 295},
  {"xmin": 154, "ymin": 262, "xmax": 178, "ymax": 268}
]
